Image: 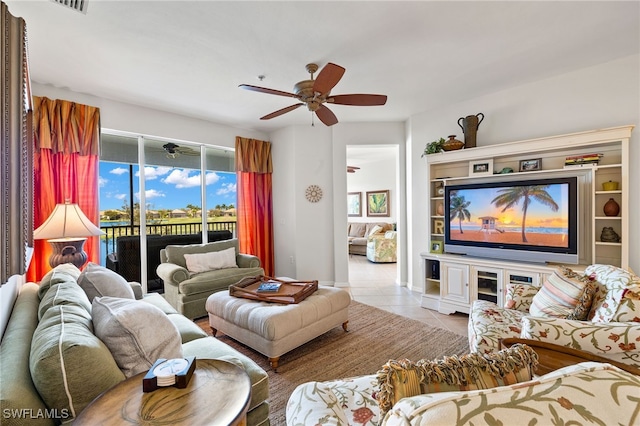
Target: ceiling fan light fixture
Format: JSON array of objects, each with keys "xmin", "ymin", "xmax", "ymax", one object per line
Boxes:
[{"xmin": 240, "ymin": 62, "xmax": 387, "ymax": 126}]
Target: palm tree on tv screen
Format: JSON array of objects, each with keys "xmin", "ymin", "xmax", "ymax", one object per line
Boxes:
[
  {"xmin": 449, "ymin": 195, "xmax": 471, "ymax": 234},
  {"xmin": 491, "ymin": 185, "xmax": 558, "ymax": 242}
]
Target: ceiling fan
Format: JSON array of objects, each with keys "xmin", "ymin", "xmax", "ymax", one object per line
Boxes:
[
  {"xmin": 162, "ymin": 142, "xmax": 199, "ymax": 159},
  {"xmin": 347, "ymin": 165, "xmax": 360, "ymax": 173},
  {"xmin": 239, "ymin": 62, "xmax": 387, "ymax": 126}
]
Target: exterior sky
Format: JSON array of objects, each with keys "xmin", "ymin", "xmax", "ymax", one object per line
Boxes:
[
  {"xmin": 452, "ymin": 184, "xmax": 569, "ymax": 229},
  {"xmin": 99, "ymin": 161, "xmax": 237, "ymax": 212}
]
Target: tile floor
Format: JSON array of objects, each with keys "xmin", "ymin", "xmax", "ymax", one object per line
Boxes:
[{"xmin": 347, "ymin": 254, "xmax": 469, "ymax": 337}]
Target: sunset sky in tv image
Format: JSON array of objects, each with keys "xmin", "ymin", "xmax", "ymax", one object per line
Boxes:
[{"xmin": 450, "ymin": 184, "xmax": 569, "ymax": 230}]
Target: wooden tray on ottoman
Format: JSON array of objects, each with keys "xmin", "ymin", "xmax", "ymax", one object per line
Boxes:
[{"xmin": 229, "ymin": 275, "xmax": 318, "ymax": 304}]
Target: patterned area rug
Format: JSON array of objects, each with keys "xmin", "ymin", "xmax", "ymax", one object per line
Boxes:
[{"xmin": 196, "ymin": 301, "xmax": 469, "ymax": 426}]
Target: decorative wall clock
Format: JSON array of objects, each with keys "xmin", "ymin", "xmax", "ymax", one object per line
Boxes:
[{"xmin": 305, "ymin": 185, "xmax": 323, "ymax": 203}]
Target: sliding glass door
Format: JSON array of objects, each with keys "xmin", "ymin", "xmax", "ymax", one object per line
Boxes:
[{"xmin": 100, "ymin": 131, "xmax": 236, "ymax": 293}]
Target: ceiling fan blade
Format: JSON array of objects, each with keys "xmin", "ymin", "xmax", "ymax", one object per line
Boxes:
[
  {"xmin": 313, "ymin": 62, "xmax": 345, "ymax": 95},
  {"xmin": 177, "ymin": 147, "xmax": 200, "ymax": 156},
  {"xmin": 239, "ymin": 84, "xmax": 297, "ymax": 98},
  {"xmin": 260, "ymin": 103, "xmax": 304, "ymax": 120},
  {"xmin": 329, "ymin": 94, "xmax": 388, "ymax": 106},
  {"xmin": 316, "ymin": 104, "xmax": 339, "ymax": 126}
]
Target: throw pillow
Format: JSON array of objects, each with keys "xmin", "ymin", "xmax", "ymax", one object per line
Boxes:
[
  {"xmin": 348, "ymin": 223, "xmax": 366, "ymax": 237},
  {"xmin": 375, "ymin": 344, "xmax": 538, "ymax": 419},
  {"xmin": 529, "ymin": 267, "xmax": 596, "ymax": 319},
  {"xmin": 611, "ymin": 289, "xmax": 640, "ymax": 322},
  {"xmin": 368, "ymin": 225, "xmax": 383, "ymax": 236},
  {"xmin": 92, "ymin": 296, "xmax": 183, "ymax": 377},
  {"xmin": 586, "ymin": 264, "xmax": 640, "ymax": 323},
  {"xmin": 504, "ymin": 283, "xmax": 540, "ymax": 312},
  {"xmin": 30, "ymin": 305, "xmax": 125, "ymax": 421},
  {"xmin": 38, "ymin": 280, "xmax": 92, "ymax": 320},
  {"xmin": 37, "ymin": 263, "xmax": 82, "ymax": 299},
  {"xmin": 183, "ymin": 247, "xmax": 237, "ymax": 274},
  {"xmin": 77, "ymin": 262, "xmax": 135, "ymax": 302}
]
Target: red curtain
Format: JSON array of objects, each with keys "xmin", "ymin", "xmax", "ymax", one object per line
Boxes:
[
  {"xmin": 235, "ymin": 137, "xmax": 274, "ymax": 276},
  {"xmin": 27, "ymin": 96, "xmax": 101, "ymax": 282}
]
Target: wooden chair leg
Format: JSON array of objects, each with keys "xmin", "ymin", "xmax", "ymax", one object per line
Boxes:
[
  {"xmin": 342, "ymin": 321, "xmax": 349, "ymax": 332},
  {"xmin": 268, "ymin": 357, "xmax": 280, "ymax": 372},
  {"xmin": 210, "ymin": 327, "xmax": 218, "ymax": 337}
]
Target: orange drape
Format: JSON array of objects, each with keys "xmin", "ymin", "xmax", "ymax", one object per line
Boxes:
[
  {"xmin": 235, "ymin": 137, "xmax": 274, "ymax": 276},
  {"xmin": 27, "ymin": 96, "xmax": 101, "ymax": 282}
]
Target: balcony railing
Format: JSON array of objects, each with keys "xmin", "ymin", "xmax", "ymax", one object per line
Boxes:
[{"xmin": 100, "ymin": 221, "xmax": 237, "ymax": 264}]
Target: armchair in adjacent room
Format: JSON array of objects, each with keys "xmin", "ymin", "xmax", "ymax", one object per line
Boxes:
[{"xmin": 366, "ymin": 230, "xmax": 397, "ymax": 263}]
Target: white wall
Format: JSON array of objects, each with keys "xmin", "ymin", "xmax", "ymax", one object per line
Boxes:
[
  {"xmin": 271, "ymin": 125, "xmax": 335, "ymax": 283},
  {"xmin": 270, "ymin": 126, "xmax": 297, "ymax": 279},
  {"xmin": 347, "ymin": 155, "xmax": 397, "ymax": 224},
  {"xmin": 407, "ymin": 54, "xmax": 640, "ymax": 287},
  {"xmin": 270, "ymin": 122, "xmax": 407, "ymax": 286}
]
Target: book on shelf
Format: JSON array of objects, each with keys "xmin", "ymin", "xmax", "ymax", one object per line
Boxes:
[
  {"xmin": 564, "ymin": 153, "xmax": 603, "ymax": 166},
  {"xmin": 565, "ymin": 153, "xmax": 603, "ymax": 161},
  {"xmin": 563, "ymin": 162, "xmax": 598, "ymax": 169},
  {"xmin": 257, "ymin": 281, "xmax": 282, "ymax": 292}
]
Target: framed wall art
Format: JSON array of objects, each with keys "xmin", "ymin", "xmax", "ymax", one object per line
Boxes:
[
  {"xmin": 366, "ymin": 190, "xmax": 390, "ymax": 217},
  {"xmin": 347, "ymin": 192, "xmax": 362, "ymax": 217}
]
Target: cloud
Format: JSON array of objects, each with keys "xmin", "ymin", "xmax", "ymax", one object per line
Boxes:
[
  {"xmin": 110, "ymin": 167, "xmax": 128, "ymax": 175},
  {"xmin": 162, "ymin": 169, "xmax": 200, "ymax": 188},
  {"xmin": 136, "ymin": 166, "xmax": 173, "ymax": 180},
  {"xmin": 205, "ymin": 172, "xmax": 220, "ymax": 186},
  {"xmin": 114, "ymin": 193, "xmax": 127, "ymax": 201},
  {"xmin": 135, "ymin": 189, "xmax": 165, "ymax": 200},
  {"xmin": 98, "ymin": 176, "xmax": 108, "ymax": 187},
  {"xmin": 217, "ymin": 182, "xmax": 236, "ymax": 196}
]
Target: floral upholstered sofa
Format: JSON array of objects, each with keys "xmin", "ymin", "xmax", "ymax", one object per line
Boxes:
[
  {"xmin": 286, "ymin": 344, "xmax": 640, "ymax": 425},
  {"xmin": 468, "ymin": 264, "xmax": 640, "ymax": 369}
]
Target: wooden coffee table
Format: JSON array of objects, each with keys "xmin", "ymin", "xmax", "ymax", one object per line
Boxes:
[
  {"xmin": 74, "ymin": 359, "xmax": 251, "ymax": 426},
  {"xmin": 500, "ymin": 338, "xmax": 640, "ymax": 376}
]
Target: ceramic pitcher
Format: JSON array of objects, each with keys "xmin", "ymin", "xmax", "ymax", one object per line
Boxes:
[{"xmin": 457, "ymin": 113, "xmax": 484, "ymax": 148}]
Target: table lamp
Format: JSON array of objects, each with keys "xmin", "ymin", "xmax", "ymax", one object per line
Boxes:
[{"xmin": 33, "ymin": 201, "xmax": 105, "ymax": 268}]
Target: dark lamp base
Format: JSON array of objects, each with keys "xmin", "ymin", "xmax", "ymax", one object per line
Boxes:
[{"xmin": 48, "ymin": 238, "xmax": 88, "ymax": 269}]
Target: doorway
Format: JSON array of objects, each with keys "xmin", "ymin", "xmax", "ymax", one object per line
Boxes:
[{"xmin": 346, "ymin": 145, "xmax": 400, "ymax": 284}]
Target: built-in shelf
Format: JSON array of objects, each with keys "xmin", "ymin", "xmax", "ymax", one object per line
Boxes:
[{"xmin": 422, "ymin": 126, "xmax": 632, "ymax": 314}]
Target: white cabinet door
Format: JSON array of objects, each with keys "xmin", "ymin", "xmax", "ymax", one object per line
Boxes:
[{"xmin": 440, "ymin": 262, "xmax": 470, "ymax": 313}]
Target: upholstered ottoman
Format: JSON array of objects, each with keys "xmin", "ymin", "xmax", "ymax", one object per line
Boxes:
[{"xmin": 206, "ymin": 285, "xmax": 351, "ymax": 370}]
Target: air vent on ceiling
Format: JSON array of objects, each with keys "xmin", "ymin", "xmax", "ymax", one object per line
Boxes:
[{"xmin": 50, "ymin": 0, "xmax": 88, "ymax": 14}]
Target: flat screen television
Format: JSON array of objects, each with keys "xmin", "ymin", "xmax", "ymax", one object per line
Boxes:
[{"xmin": 444, "ymin": 176, "xmax": 578, "ymax": 264}]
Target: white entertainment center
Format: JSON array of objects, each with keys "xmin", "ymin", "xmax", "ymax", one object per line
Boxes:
[{"xmin": 421, "ymin": 126, "xmax": 633, "ymax": 315}]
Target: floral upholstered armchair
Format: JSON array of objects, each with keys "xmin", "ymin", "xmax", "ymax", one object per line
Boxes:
[
  {"xmin": 366, "ymin": 230, "xmax": 397, "ymax": 263},
  {"xmin": 468, "ymin": 264, "xmax": 640, "ymax": 369}
]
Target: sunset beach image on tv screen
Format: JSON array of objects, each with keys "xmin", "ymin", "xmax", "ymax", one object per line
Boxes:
[{"xmin": 448, "ymin": 182, "xmax": 570, "ymax": 248}]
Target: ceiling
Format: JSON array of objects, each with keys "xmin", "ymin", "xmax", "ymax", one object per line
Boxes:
[{"xmin": 6, "ymin": 1, "xmax": 639, "ymax": 134}]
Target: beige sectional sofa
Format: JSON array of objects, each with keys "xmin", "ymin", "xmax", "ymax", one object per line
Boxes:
[
  {"xmin": 0, "ymin": 263, "xmax": 270, "ymax": 426},
  {"xmin": 347, "ymin": 222, "xmax": 393, "ymax": 256}
]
